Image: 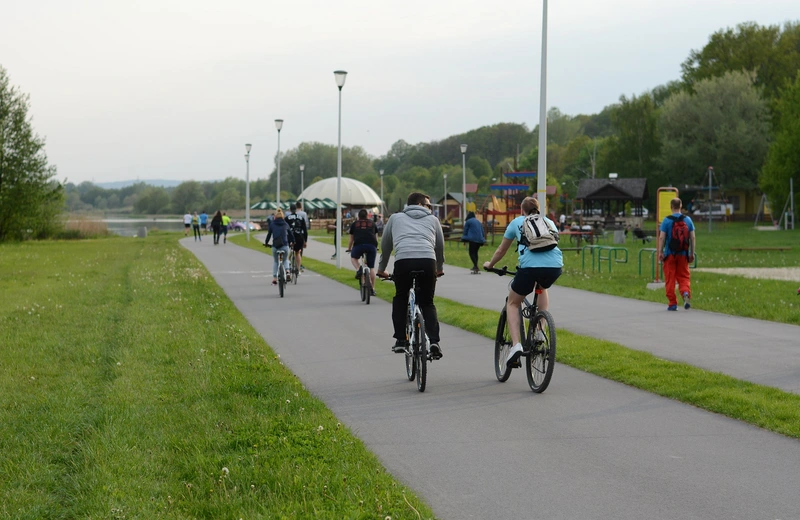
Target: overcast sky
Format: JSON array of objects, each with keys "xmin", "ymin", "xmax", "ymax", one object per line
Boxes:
[{"xmin": 2, "ymin": 0, "xmax": 798, "ymax": 184}]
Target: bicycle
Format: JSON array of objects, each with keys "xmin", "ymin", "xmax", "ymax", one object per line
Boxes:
[
  {"xmin": 289, "ymin": 248, "xmax": 299, "ymax": 285},
  {"xmin": 358, "ymin": 252, "xmax": 372, "ymax": 304},
  {"xmin": 276, "ymin": 249, "xmax": 287, "ymax": 298},
  {"xmin": 485, "ymin": 266, "xmax": 556, "ymax": 393},
  {"xmin": 380, "ymin": 271, "xmax": 433, "ymax": 392}
]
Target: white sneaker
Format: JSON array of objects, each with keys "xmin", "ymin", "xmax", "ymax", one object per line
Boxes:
[{"xmin": 506, "ymin": 343, "xmax": 523, "ymax": 368}]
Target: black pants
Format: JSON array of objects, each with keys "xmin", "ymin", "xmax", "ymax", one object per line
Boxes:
[
  {"xmin": 468, "ymin": 241, "xmax": 481, "ymax": 269},
  {"xmin": 212, "ymin": 225, "xmax": 221, "ymax": 244},
  {"xmin": 392, "ymin": 258, "xmax": 440, "ymax": 344}
]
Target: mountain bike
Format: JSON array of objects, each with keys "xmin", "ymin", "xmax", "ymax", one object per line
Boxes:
[
  {"xmin": 380, "ymin": 271, "xmax": 431, "ymax": 392},
  {"xmin": 485, "ymin": 266, "xmax": 556, "ymax": 393}
]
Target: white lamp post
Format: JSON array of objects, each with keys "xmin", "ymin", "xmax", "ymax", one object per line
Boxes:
[
  {"xmin": 299, "ymin": 164, "xmax": 305, "ymax": 204},
  {"xmin": 536, "ymin": 0, "xmax": 549, "ymax": 213},
  {"xmin": 379, "ymin": 169, "xmax": 384, "ymax": 215},
  {"xmin": 334, "ymin": 70, "xmax": 347, "ymax": 268},
  {"xmin": 443, "ymin": 173, "xmax": 448, "ymax": 221},
  {"xmin": 245, "ymin": 143, "xmax": 252, "ymax": 242},
  {"xmin": 460, "ymin": 144, "xmax": 468, "ymax": 220},
  {"xmin": 275, "ymin": 119, "xmax": 283, "ymax": 206}
]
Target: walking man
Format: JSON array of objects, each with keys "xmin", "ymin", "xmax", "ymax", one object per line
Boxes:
[{"xmin": 657, "ymin": 198, "xmax": 696, "ymax": 311}]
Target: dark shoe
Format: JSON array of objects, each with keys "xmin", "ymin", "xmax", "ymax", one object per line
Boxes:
[
  {"xmin": 355, "ymin": 267, "xmax": 362, "ymax": 280},
  {"xmin": 370, "ymin": 289, "xmax": 377, "ymax": 297},
  {"xmin": 392, "ymin": 340, "xmax": 408, "ymax": 353},
  {"xmin": 271, "ymin": 280, "xmax": 277, "ymax": 286},
  {"xmin": 429, "ymin": 343, "xmax": 443, "ymax": 360},
  {"xmin": 667, "ymin": 304, "xmax": 678, "ymax": 311},
  {"xmin": 682, "ymin": 292, "xmax": 691, "ymax": 310}
]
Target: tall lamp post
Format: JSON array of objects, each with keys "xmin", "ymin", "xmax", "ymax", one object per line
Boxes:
[
  {"xmin": 334, "ymin": 70, "xmax": 348, "ymax": 269},
  {"xmin": 299, "ymin": 164, "xmax": 305, "ymax": 205},
  {"xmin": 460, "ymin": 144, "xmax": 468, "ymax": 220},
  {"xmin": 536, "ymin": 0, "xmax": 549, "ymax": 213},
  {"xmin": 275, "ymin": 119, "xmax": 283, "ymax": 205},
  {"xmin": 245, "ymin": 143, "xmax": 252, "ymax": 242},
  {"xmin": 379, "ymin": 169, "xmax": 384, "ymax": 215}
]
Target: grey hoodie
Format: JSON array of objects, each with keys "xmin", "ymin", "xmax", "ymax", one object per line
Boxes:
[{"xmin": 379, "ymin": 205, "xmax": 445, "ymax": 272}]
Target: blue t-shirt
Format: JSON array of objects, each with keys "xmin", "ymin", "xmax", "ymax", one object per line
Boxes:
[
  {"xmin": 504, "ymin": 215, "xmax": 564, "ymax": 269},
  {"xmin": 199, "ymin": 213, "xmax": 208, "ymax": 225},
  {"xmin": 659, "ymin": 212, "xmax": 695, "ymax": 257}
]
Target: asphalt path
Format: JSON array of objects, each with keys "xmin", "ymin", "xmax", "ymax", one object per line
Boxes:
[
  {"xmin": 302, "ymin": 237, "xmax": 800, "ymax": 395},
  {"xmin": 184, "ymin": 236, "xmax": 800, "ymax": 519}
]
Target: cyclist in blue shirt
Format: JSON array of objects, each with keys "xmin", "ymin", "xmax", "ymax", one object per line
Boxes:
[{"xmin": 484, "ymin": 197, "xmax": 563, "ymax": 368}]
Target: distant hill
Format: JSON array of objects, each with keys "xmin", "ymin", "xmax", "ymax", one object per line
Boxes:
[{"xmin": 94, "ymin": 179, "xmax": 187, "ymax": 189}]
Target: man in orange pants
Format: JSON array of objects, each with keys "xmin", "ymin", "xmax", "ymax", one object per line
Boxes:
[{"xmin": 657, "ymin": 198, "xmax": 696, "ymax": 311}]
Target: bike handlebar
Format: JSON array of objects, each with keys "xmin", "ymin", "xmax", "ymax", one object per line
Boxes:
[
  {"xmin": 484, "ymin": 266, "xmax": 518, "ymax": 277},
  {"xmin": 377, "ymin": 272, "xmax": 444, "ymax": 282}
]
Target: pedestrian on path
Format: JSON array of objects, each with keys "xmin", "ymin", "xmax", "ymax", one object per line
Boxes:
[
  {"xmin": 183, "ymin": 212, "xmax": 192, "ymax": 236},
  {"xmin": 191, "ymin": 212, "xmax": 202, "ymax": 241},
  {"xmin": 210, "ymin": 210, "xmax": 223, "ymax": 245},
  {"xmin": 200, "ymin": 211, "xmax": 208, "ymax": 235},
  {"xmin": 657, "ymin": 198, "xmax": 696, "ymax": 311},
  {"xmin": 461, "ymin": 211, "xmax": 486, "ymax": 274},
  {"xmin": 221, "ymin": 212, "xmax": 230, "ymax": 244},
  {"xmin": 377, "ymin": 192, "xmax": 445, "ymax": 359}
]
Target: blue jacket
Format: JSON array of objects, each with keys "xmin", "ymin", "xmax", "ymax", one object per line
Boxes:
[
  {"xmin": 265, "ymin": 218, "xmax": 294, "ymax": 248},
  {"xmin": 461, "ymin": 216, "xmax": 485, "ymax": 244}
]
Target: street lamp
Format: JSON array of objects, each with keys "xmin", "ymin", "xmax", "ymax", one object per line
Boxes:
[
  {"xmin": 334, "ymin": 70, "xmax": 347, "ymax": 268},
  {"xmin": 245, "ymin": 143, "xmax": 252, "ymax": 242},
  {"xmin": 460, "ymin": 144, "xmax": 467, "ymax": 220},
  {"xmin": 275, "ymin": 119, "xmax": 283, "ymax": 205},
  {"xmin": 299, "ymin": 164, "xmax": 305, "ymax": 205},
  {"xmin": 536, "ymin": 0, "xmax": 549, "ymax": 213},
  {"xmin": 379, "ymin": 169, "xmax": 384, "ymax": 216},
  {"xmin": 443, "ymin": 173, "xmax": 448, "ymax": 221}
]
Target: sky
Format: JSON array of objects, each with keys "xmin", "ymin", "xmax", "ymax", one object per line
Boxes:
[{"xmin": 2, "ymin": 0, "xmax": 798, "ymax": 185}]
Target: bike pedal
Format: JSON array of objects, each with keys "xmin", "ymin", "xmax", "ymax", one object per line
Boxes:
[{"xmin": 512, "ymin": 360, "xmax": 522, "ymax": 369}]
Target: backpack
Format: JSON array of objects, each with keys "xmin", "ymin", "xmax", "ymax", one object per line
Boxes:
[
  {"xmin": 667, "ymin": 215, "xmax": 690, "ymax": 253},
  {"xmin": 520, "ymin": 214, "xmax": 559, "ymax": 252}
]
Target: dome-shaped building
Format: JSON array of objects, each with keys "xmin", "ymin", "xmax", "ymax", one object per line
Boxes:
[{"xmin": 299, "ymin": 177, "xmax": 381, "ymax": 207}]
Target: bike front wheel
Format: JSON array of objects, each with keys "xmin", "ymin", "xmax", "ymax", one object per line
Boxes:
[
  {"xmin": 526, "ymin": 310, "xmax": 556, "ymax": 393},
  {"xmin": 413, "ymin": 309, "xmax": 427, "ymax": 392}
]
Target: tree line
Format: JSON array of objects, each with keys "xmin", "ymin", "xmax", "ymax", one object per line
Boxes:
[{"xmin": 2, "ymin": 20, "xmax": 799, "ymax": 240}]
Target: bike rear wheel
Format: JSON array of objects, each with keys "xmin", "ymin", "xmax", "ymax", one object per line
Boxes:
[
  {"xmin": 278, "ymin": 265, "xmax": 285, "ymax": 298},
  {"xmin": 526, "ymin": 310, "xmax": 556, "ymax": 393},
  {"xmin": 363, "ymin": 271, "xmax": 371, "ymax": 305},
  {"xmin": 405, "ymin": 320, "xmax": 415, "ymax": 381},
  {"xmin": 494, "ymin": 305, "xmax": 524, "ymax": 382},
  {"xmin": 291, "ymin": 255, "xmax": 298, "ymax": 285},
  {"xmin": 413, "ymin": 309, "xmax": 427, "ymax": 392}
]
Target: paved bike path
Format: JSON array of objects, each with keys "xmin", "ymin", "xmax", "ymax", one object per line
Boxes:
[
  {"xmin": 302, "ymin": 237, "xmax": 800, "ymax": 395},
  {"xmin": 183, "ymin": 237, "xmax": 800, "ymax": 520}
]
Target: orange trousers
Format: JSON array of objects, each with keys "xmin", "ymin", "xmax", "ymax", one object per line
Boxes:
[{"xmin": 663, "ymin": 254, "xmax": 691, "ymax": 306}]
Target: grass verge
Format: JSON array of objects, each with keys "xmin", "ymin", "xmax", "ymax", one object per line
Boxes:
[
  {"xmin": 0, "ymin": 234, "xmax": 435, "ymax": 519},
  {"xmin": 233, "ymin": 236, "xmax": 800, "ymax": 440}
]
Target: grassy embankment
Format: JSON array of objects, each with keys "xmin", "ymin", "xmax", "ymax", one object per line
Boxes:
[
  {"xmin": 235, "ymin": 233, "xmax": 800, "ymax": 440},
  {"xmin": 313, "ymin": 222, "xmax": 799, "ymax": 325},
  {"xmin": 0, "ymin": 235, "xmax": 434, "ymax": 519}
]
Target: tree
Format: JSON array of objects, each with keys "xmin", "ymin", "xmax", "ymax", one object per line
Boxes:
[
  {"xmin": 659, "ymin": 71, "xmax": 771, "ymax": 190},
  {"xmin": 607, "ymin": 93, "xmax": 661, "ymax": 178},
  {"xmin": 760, "ymin": 71, "xmax": 800, "ymax": 211},
  {"xmin": 171, "ymin": 181, "xmax": 205, "ymax": 213},
  {"xmin": 0, "ymin": 66, "xmax": 63, "ymax": 240}
]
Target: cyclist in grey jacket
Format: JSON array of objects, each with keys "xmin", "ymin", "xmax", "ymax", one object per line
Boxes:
[{"xmin": 377, "ymin": 192, "xmax": 445, "ymax": 359}]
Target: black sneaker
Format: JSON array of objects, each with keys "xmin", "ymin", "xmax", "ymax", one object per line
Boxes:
[
  {"xmin": 429, "ymin": 343, "xmax": 443, "ymax": 360},
  {"xmin": 355, "ymin": 267, "xmax": 362, "ymax": 280},
  {"xmin": 392, "ymin": 340, "xmax": 408, "ymax": 353},
  {"xmin": 370, "ymin": 289, "xmax": 377, "ymax": 296}
]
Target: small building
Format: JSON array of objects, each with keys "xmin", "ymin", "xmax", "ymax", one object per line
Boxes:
[{"xmin": 576, "ymin": 176, "xmax": 649, "ymax": 225}]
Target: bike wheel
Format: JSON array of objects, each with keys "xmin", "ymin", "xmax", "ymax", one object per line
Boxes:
[
  {"xmin": 526, "ymin": 310, "xmax": 556, "ymax": 393},
  {"xmin": 360, "ymin": 275, "xmax": 366, "ymax": 301},
  {"xmin": 278, "ymin": 267, "xmax": 285, "ymax": 298},
  {"xmin": 292, "ymin": 257, "xmax": 298, "ymax": 285},
  {"xmin": 414, "ymin": 309, "xmax": 427, "ymax": 392},
  {"xmin": 494, "ymin": 307, "xmax": 513, "ymax": 382},
  {"xmin": 364, "ymin": 273, "xmax": 371, "ymax": 305}
]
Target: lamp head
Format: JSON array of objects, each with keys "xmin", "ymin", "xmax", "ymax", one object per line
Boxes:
[
  {"xmin": 245, "ymin": 143, "xmax": 252, "ymax": 153},
  {"xmin": 460, "ymin": 144, "xmax": 468, "ymax": 154},
  {"xmin": 275, "ymin": 119, "xmax": 283, "ymax": 131},
  {"xmin": 299, "ymin": 164, "xmax": 305, "ymax": 172},
  {"xmin": 379, "ymin": 169, "xmax": 384, "ymax": 176},
  {"xmin": 334, "ymin": 70, "xmax": 348, "ymax": 89}
]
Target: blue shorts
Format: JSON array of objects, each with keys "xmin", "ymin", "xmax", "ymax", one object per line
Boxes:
[
  {"xmin": 350, "ymin": 244, "xmax": 377, "ymax": 268},
  {"xmin": 511, "ymin": 267, "xmax": 562, "ymax": 296}
]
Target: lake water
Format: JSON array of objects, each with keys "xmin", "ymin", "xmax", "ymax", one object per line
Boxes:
[{"xmin": 102, "ymin": 219, "xmax": 186, "ymax": 236}]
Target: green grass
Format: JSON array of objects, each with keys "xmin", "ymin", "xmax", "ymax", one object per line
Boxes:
[
  {"xmin": 444, "ymin": 222, "xmax": 799, "ymax": 325},
  {"xmin": 233, "ymin": 235, "xmax": 800, "ymax": 440},
  {"xmin": 0, "ymin": 234, "xmax": 435, "ymax": 519}
]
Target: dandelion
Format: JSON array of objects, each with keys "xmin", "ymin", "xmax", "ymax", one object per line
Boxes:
[
  {"xmin": 222, "ymin": 467, "xmax": 229, "ymax": 476},
  {"xmin": 317, "ymin": 425, "xmax": 324, "ymax": 432},
  {"xmin": 286, "ymin": 399, "xmax": 290, "ymax": 404}
]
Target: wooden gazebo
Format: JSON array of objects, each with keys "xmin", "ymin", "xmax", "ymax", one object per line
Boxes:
[{"xmin": 576, "ymin": 177, "xmax": 648, "ymax": 224}]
